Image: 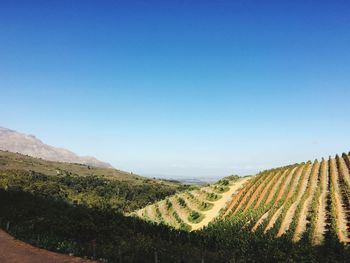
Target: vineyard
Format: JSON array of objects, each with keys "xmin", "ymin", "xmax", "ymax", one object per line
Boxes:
[
  {"xmin": 133, "ymin": 176, "xmax": 251, "ymax": 231},
  {"xmin": 133, "ymin": 152, "xmax": 350, "ymax": 246},
  {"xmin": 220, "ymin": 152, "xmax": 350, "ymax": 245},
  {"xmin": 2, "ymin": 151, "xmax": 350, "ymax": 262}
]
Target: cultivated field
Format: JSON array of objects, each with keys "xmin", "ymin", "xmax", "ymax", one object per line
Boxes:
[
  {"xmin": 135, "ymin": 152, "xmax": 350, "ymax": 245},
  {"xmin": 133, "ymin": 177, "xmax": 250, "ymax": 231},
  {"xmin": 222, "ymin": 153, "xmax": 350, "ymax": 244}
]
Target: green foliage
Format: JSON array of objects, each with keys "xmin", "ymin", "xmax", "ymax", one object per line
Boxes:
[
  {"xmin": 187, "ymin": 191, "xmax": 195, "ymax": 199},
  {"xmin": 268, "ymin": 165, "xmax": 306, "ymax": 238},
  {"xmin": 217, "ymin": 179, "xmax": 230, "ymax": 186},
  {"xmin": 286, "ymin": 162, "xmax": 313, "ymax": 238},
  {"xmin": 0, "ymin": 169, "xmax": 179, "ymax": 213},
  {"xmin": 221, "ymin": 175, "xmax": 240, "ymax": 181},
  {"xmin": 188, "ymin": 211, "xmax": 203, "ymax": 224},
  {"xmin": 165, "ymin": 198, "xmax": 172, "ymax": 209},
  {"xmin": 0, "ymin": 150, "xmax": 183, "ymax": 188},
  {"xmin": 329, "ymin": 158, "xmax": 340, "ymax": 242},
  {"xmin": 228, "ymin": 171, "xmax": 269, "ymax": 214},
  {"xmin": 154, "ymin": 204, "xmax": 163, "ymax": 222},
  {"xmin": 171, "ymin": 209, "xmax": 191, "ymax": 231},
  {"xmin": 6, "ymin": 186, "xmax": 348, "ymax": 263},
  {"xmin": 206, "ymin": 192, "xmax": 220, "ymax": 201},
  {"xmin": 1, "ymin": 151, "xmax": 350, "ymax": 262},
  {"xmin": 177, "ymin": 197, "xmax": 187, "ymax": 207},
  {"xmin": 306, "ymin": 161, "xmax": 323, "ymax": 243},
  {"xmin": 198, "ymin": 201, "xmax": 213, "ymax": 211},
  {"xmin": 213, "ymin": 185, "xmax": 229, "ymax": 193}
]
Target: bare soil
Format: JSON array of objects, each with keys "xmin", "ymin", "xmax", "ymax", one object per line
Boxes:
[
  {"xmin": 0, "ymin": 230, "xmax": 95, "ymax": 263},
  {"xmin": 313, "ymin": 161, "xmax": 328, "ymax": 245},
  {"xmin": 293, "ymin": 162, "xmax": 319, "ymax": 241},
  {"xmin": 243, "ymin": 174, "xmax": 273, "ymax": 212},
  {"xmin": 191, "ymin": 177, "xmax": 251, "ymax": 231}
]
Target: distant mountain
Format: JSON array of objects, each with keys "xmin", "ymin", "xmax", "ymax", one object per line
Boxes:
[{"xmin": 0, "ymin": 127, "xmax": 113, "ymax": 168}]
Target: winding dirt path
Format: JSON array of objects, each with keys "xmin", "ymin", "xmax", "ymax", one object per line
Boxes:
[
  {"xmin": 191, "ymin": 177, "xmax": 251, "ymax": 231},
  {"xmin": 0, "ymin": 230, "xmax": 95, "ymax": 263}
]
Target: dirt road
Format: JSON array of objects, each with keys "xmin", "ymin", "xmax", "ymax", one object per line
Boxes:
[
  {"xmin": 0, "ymin": 230, "xmax": 95, "ymax": 263},
  {"xmin": 191, "ymin": 177, "xmax": 251, "ymax": 231}
]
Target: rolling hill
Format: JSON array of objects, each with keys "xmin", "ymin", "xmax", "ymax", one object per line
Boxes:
[
  {"xmin": 216, "ymin": 153, "xmax": 350, "ymax": 245},
  {"xmin": 1, "ymin": 151, "xmax": 350, "ymax": 262},
  {"xmin": 220, "ymin": 152, "xmax": 350, "ymax": 245},
  {"xmin": 0, "ymin": 150, "xmax": 186, "ymax": 212},
  {"xmin": 133, "ymin": 176, "xmax": 251, "ymax": 231},
  {"xmin": 133, "ymin": 152, "xmax": 350, "ymax": 246}
]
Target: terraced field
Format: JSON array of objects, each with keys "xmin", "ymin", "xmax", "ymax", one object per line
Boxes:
[
  {"xmin": 132, "ymin": 151, "xmax": 350, "ymax": 246},
  {"xmin": 222, "ymin": 152, "xmax": 350, "ymax": 245},
  {"xmin": 133, "ymin": 177, "xmax": 251, "ymax": 231}
]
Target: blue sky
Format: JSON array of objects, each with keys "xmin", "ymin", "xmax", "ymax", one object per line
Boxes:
[{"xmin": 1, "ymin": 1, "xmax": 350, "ymax": 179}]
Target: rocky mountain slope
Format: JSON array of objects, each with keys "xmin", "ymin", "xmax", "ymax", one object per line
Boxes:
[{"xmin": 0, "ymin": 127, "xmax": 113, "ymax": 168}]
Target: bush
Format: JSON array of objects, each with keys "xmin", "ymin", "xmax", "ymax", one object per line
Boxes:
[{"xmin": 188, "ymin": 211, "xmax": 203, "ymax": 223}]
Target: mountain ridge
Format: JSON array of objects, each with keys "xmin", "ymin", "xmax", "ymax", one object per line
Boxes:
[{"xmin": 0, "ymin": 127, "xmax": 113, "ymax": 169}]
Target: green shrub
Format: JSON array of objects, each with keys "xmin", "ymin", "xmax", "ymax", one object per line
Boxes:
[
  {"xmin": 178, "ymin": 197, "xmax": 187, "ymax": 207},
  {"xmin": 206, "ymin": 192, "xmax": 220, "ymax": 201},
  {"xmin": 198, "ymin": 201, "xmax": 213, "ymax": 211},
  {"xmin": 188, "ymin": 211, "xmax": 203, "ymax": 223}
]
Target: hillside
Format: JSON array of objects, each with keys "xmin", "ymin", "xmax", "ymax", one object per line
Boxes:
[
  {"xmin": 1, "ymin": 151, "xmax": 350, "ymax": 262},
  {"xmin": 1, "ymin": 150, "xmax": 141, "ymax": 183},
  {"xmin": 0, "ymin": 150, "xmax": 186, "ymax": 212},
  {"xmin": 220, "ymin": 152, "xmax": 350, "ymax": 245},
  {"xmin": 0, "ymin": 127, "xmax": 113, "ymax": 168},
  {"xmin": 132, "ymin": 151, "xmax": 350, "ymax": 247},
  {"xmin": 133, "ymin": 176, "xmax": 250, "ymax": 231}
]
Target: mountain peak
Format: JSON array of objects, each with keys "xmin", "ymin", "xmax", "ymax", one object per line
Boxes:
[{"xmin": 0, "ymin": 127, "xmax": 113, "ymax": 169}]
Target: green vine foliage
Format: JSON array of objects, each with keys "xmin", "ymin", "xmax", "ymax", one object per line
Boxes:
[{"xmin": 2, "ymin": 153, "xmax": 350, "ymax": 262}]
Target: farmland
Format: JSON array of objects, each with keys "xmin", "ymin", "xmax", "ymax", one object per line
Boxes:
[
  {"xmin": 1, "ymin": 151, "xmax": 350, "ymax": 262},
  {"xmin": 133, "ymin": 176, "xmax": 250, "ymax": 230},
  {"xmin": 220, "ymin": 153, "xmax": 350, "ymax": 245}
]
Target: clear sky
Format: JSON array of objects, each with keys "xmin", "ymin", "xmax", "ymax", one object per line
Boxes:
[{"xmin": 1, "ymin": 1, "xmax": 350, "ymax": 179}]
